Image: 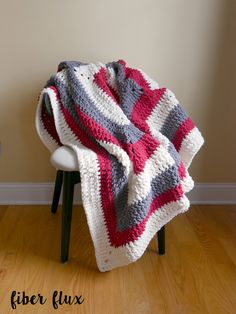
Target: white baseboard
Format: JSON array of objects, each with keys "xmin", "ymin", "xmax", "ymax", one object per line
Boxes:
[
  {"xmin": 0, "ymin": 182, "xmax": 235, "ymax": 205},
  {"xmin": 187, "ymin": 183, "xmax": 236, "ymax": 205},
  {"xmin": 0, "ymin": 183, "xmax": 82, "ymax": 205}
]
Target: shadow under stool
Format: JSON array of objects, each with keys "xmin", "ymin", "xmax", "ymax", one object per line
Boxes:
[{"xmin": 50, "ymin": 146, "xmax": 165, "ymax": 264}]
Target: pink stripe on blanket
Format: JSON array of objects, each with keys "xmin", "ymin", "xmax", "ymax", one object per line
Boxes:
[
  {"xmin": 124, "ymin": 133, "xmax": 159, "ymax": 174},
  {"xmin": 172, "ymin": 118, "xmax": 195, "ymax": 151},
  {"xmin": 178, "ymin": 161, "xmax": 186, "ymax": 180},
  {"xmin": 41, "ymin": 98, "xmax": 61, "ymax": 146},
  {"xmin": 93, "ymin": 68, "xmax": 120, "ymax": 104},
  {"xmin": 131, "ymin": 88, "xmax": 166, "ymax": 134},
  {"xmin": 125, "ymin": 67, "xmax": 150, "ymax": 89},
  {"xmin": 97, "ymin": 153, "xmax": 117, "ymax": 240}
]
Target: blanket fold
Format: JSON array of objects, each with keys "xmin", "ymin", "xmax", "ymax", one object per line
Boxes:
[{"xmin": 36, "ymin": 60, "xmax": 204, "ymax": 271}]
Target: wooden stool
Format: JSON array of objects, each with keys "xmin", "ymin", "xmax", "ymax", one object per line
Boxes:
[{"xmin": 50, "ymin": 146, "xmax": 165, "ymax": 264}]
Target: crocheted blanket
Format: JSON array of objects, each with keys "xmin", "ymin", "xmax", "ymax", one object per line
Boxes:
[{"xmin": 36, "ymin": 60, "xmax": 204, "ymax": 272}]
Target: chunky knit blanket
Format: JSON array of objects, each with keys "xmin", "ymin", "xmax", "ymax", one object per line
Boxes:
[{"xmin": 36, "ymin": 60, "xmax": 204, "ymax": 272}]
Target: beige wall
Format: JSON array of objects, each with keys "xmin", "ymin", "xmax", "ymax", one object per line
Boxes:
[{"xmin": 0, "ymin": 0, "xmax": 236, "ymax": 182}]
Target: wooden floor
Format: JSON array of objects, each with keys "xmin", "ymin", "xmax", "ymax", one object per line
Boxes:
[{"xmin": 0, "ymin": 205, "xmax": 236, "ymax": 314}]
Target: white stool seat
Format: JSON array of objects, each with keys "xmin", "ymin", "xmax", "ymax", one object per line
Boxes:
[{"xmin": 50, "ymin": 146, "xmax": 78, "ymax": 171}]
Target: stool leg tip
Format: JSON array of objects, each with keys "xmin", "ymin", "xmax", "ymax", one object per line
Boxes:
[{"xmin": 61, "ymin": 257, "xmax": 68, "ymax": 264}]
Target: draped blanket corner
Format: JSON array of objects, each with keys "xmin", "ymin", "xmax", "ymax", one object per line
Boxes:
[{"xmin": 36, "ymin": 59, "xmax": 204, "ymax": 271}]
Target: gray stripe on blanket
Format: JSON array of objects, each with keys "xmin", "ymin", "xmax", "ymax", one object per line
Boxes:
[
  {"xmin": 160, "ymin": 104, "xmax": 188, "ymax": 141},
  {"xmin": 117, "ymin": 78, "xmax": 143, "ymax": 119},
  {"xmin": 107, "ymin": 62, "xmax": 144, "ymax": 119}
]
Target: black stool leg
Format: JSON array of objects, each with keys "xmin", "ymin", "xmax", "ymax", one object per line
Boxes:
[
  {"xmin": 61, "ymin": 171, "xmax": 75, "ymax": 263},
  {"xmin": 51, "ymin": 170, "xmax": 63, "ymax": 214},
  {"xmin": 157, "ymin": 225, "xmax": 165, "ymax": 255}
]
